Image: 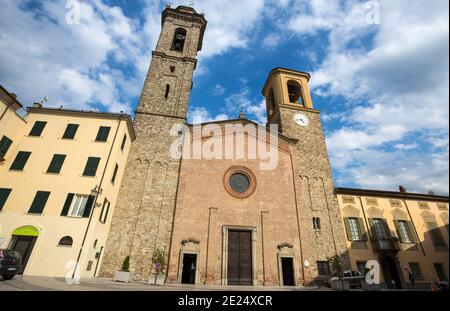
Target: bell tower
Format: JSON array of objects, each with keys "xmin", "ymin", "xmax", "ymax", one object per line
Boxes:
[
  {"xmin": 262, "ymin": 68, "xmax": 349, "ymax": 282},
  {"xmin": 100, "ymin": 6, "xmax": 207, "ymax": 281}
]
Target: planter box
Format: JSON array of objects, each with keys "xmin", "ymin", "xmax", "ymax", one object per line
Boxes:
[
  {"xmin": 330, "ymin": 279, "xmax": 350, "ymax": 290},
  {"xmin": 114, "ymin": 271, "xmax": 132, "ymax": 283},
  {"xmin": 148, "ymin": 273, "xmax": 166, "ymax": 285}
]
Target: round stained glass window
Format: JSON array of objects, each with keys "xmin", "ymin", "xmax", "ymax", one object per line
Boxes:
[{"xmin": 229, "ymin": 173, "xmax": 250, "ymax": 193}]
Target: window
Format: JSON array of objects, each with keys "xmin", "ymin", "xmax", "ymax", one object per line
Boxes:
[
  {"xmin": 83, "ymin": 157, "xmax": 101, "ymax": 177},
  {"xmin": 58, "ymin": 236, "xmax": 73, "ymax": 247},
  {"xmin": 344, "ymin": 217, "xmax": 366, "ymax": 241},
  {"xmin": 111, "ymin": 164, "xmax": 119, "ymax": 184},
  {"xmin": 100, "ymin": 198, "xmax": 110, "ymax": 223},
  {"xmin": 170, "ymin": 66, "xmax": 176, "ymax": 73},
  {"xmin": 287, "ymin": 80, "xmax": 304, "ymax": 106},
  {"xmin": 28, "ymin": 191, "xmax": 51, "ymax": 214},
  {"xmin": 426, "ymin": 221, "xmax": 446, "ymax": 247},
  {"xmin": 0, "ymin": 188, "xmax": 12, "ymax": 212},
  {"xmin": 434, "ymin": 263, "xmax": 447, "ymax": 281},
  {"xmin": 317, "ymin": 261, "xmax": 330, "ymax": 276},
  {"xmin": 229, "ymin": 173, "xmax": 250, "ymax": 193},
  {"xmin": 10, "ymin": 151, "xmax": 31, "ymax": 171},
  {"xmin": 121, "ymin": 134, "xmax": 127, "ymax": 151},
  {"xmin": 95, "ymin": 126, "xmax": 111, "ymax": 142},
  {"xmin": 313, "ymin": 217, "xmax": 321, "ymax": 230},
  {"xmin": 395, "ymin": 220, "xmax": 415, "ymax": 243},
  {"xmin": 0, "ymin": 136, "xmax": 13, "ymax": 159},
  {"xmin": 47, "ymin": 154, "xmax": 66, "ymax": 174},
  {"xmin": 371, "ymin": 218, "xmax": 388, "ymax": 239},
  {"xmin": 409, "ymin": 262, "xmax": 423, "ymax": 280},
  {"xmin": 29, "ymin": 121, "xmax": 47, "ymax": 137},
  {"xmin": 62, "ymin": 124, "xmax": 79, "ymax": 139},
  {"xmin": 356, "ymin": 261, "xmax": 367, "ymax": 276},
  {"xmin": 165, "ymin": 84, "xmax": 170, "ymax": 100},
  {"xmin": 60, "ymin": 193, "xmax": 94, "ymax": 218},
  {"xmin": 172, "ymin": 28, "xmax": 187, "ymax": 52}
]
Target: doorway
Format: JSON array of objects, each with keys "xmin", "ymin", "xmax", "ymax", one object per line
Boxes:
[
  {"xmin": 382, "ymin": 256, "xmax": 403, "ymax": 289},
  {"xmin": 227, "ymin": 230, "xmax": 252, "ymax": 285},
  {"xmin": 281, "ymin": 257, "xmax": 295, "ymax": 286},
  {"xmin": 9, "ymin": 235, "xmax": 37, "ymax": 274},
  {"xmin": 181, "ymin": 253, "xmax": 197, "ymax": 284}
]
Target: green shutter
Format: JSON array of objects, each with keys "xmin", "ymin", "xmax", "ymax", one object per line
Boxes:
[
  {"xmin": 82, "ymin": 195, "xmax": 95, "ymax": 218},
  {"xmin": 96, "ymin": 126, "xmax": 111, "ymax": 142},
  {"xmin": 47, "ymin": 154, "xmax": 66, "ymax": 173},
  {"xmin": 28, "ymin": 191, "xmax": 50, "ymax": 214},
  {"xmin": 358, "ymin": 218, "xmax": 368, "ymax": 241},
  {"xmin": 83, "ymin": 157, "xmax": 100, "ymax": 176},
  {"xmin": 343, "ymin": 218, "xmax": 353, "ymax": 241},
  {"xmin": 382, "ymin": 219, "xmax": 391, "ymax": 239},
  {"xmin": 10, "ymin": 151, "xmax": 31, "ymax": 171},
  {"xmin": 407, "ymin": 221, "xmax": 419, "ymax": 243},
  {"xmin": 60, "ymin": 193, "xmax": 74, "ymax": 216},
  {"xmin": 0, "ymin": 136, "xmax": 13, "ymax": 158},
  {"xmin": 394, "ymin": 220, "xmax": 406, "ymax": 242},
  {"xmin": 0, "ymin": 188, "xmax": 12, "ymax": 211},
  {"xmin": 121, "ymin": 135, "xmax": 127, "ymax": 150},
  {"xmin": 62, "ymin": 124, "xmax": 79, "ymax": 139},
  {"xmin": 29, "ymin": 121, "xmax": 47, "ymax": 136}
]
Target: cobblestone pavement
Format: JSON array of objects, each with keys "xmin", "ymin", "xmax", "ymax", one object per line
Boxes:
[{"xmin": 0, "ymin": 275, "xmax": 331, "ymax": 291}]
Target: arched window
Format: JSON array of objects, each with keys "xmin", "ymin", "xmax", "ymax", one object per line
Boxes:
[
  {"xmin": 58, "ymin": 236, "xmax": 73, "ymax": 247},
  {"xmin": 287, "ymin": 80, "xmax": 304, "ymax": 106},
  {"xmin": 172, "ymin": 28, "xmax": 187, "ymax": 52},
  {"xmin": 313, "ymin": 217, "xmax": 321, "ymax": 230}
]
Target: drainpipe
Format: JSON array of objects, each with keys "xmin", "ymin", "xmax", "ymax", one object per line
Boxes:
[
  {"xmin": 403, "ymin": 199, "xmax": 426, "ymax": 257},
  {"xmin": 72, "ymin": 118, "xmax": 122, "ymax": 278},
  {"xmin": 289, "ymin": 153, "xmax": 306, "ymax": 285},
  {"xmin": 358, "ymin": 196, "xmax": 376, "ymax": 255}
]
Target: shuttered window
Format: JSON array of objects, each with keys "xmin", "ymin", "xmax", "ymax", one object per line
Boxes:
[
  {"xmin": 317, "ymin": 261, "xmax": 330, "ymax": 276},
  {"xmin": 427, "ymin": 221, "xmax": 446, "ymax": 247},
  {"xmin": 0, "ymin": 136, "xmax": 13, "ymax": 158},
  {"xmin": 344, "ymin": 217, "xmax": 367, "ymax": 241},
  {"xmin": 61, "ymin": 194, "xmax": 95, "ymax": 218},
  {"xmin": 369, "ymin": 218, "xmax": 390, "ymax": 239},
  {"xmin": 0, "ymin": 188, "xmax": 12, "ymax": 212},
  {"xmin": 10, "ymin": 151, "xmax": 31, "ymax": 171},
  {"xmin": 394, "ymin": 220, "xmax": 416, "ymax": 243},
  {"xmin": 60, "ymin": 193, "xmax": 75, "ymax": 216},
  {"xmin": 29, "ymin": 121, "xmax": 47, "ymax": 137},
  {"xmin": 62, "ymin": 124, "xmax": 79, "ymax": 139},
  {"xmin": 47, "ymin": 154, "xmax": 66, "ymax": 174},
  {"xmin": 409, "ymin": 262, "xmax": 423, "ymax": 280},
  {"xmin": 121, "ymin": 134, "xmax": 127, "ymax": 151},
  {"xmin": 28, "ymin": 191, "xmax": 51, "ymax": 214},
  {"xmin": 95, "ymin": 126, "xmax": 111, "ymax": 142},
  {"xmin": 434, "ymin": 263, "xmax": 447, "ymax": 281},
  {"xmin": 83, "ymin": 157, "xmax": 101, "ymax": 177},
  {"xmin": 111, "ymin": 164, "xmax": 119, "ymax": 184}
]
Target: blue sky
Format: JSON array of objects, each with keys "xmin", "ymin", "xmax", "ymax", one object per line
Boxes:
[{"xmin": 0, "ymin": 0, "xmax": 448, "ymax": 194}]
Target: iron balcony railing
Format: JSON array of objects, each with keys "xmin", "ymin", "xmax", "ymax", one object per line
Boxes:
[{"xmin": 372, "ymin": 237, "xmax": 401, "ymax": 252}]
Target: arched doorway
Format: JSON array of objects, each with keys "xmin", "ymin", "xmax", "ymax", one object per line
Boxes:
[{"xmin": 9, "ymin": 226, "xmax": 39, "ymax": 274}]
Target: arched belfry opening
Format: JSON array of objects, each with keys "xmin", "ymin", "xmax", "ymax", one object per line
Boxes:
[
  {"xmin": 287, "ymin": 80, "xmax": 304, "ymax": 106},
  {"xmin": 172, "ymin": 28, "xmax": 187, "ymax": 52}
]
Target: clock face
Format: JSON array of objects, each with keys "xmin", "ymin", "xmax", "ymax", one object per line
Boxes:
[{"xmin": 294, "ymin": 113, "xmax": 309, "ymax": 127}]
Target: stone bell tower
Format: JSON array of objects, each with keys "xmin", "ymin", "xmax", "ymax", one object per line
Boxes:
[
  {"xmin": 262, "ymin": 68, "xmax": 349, "ymax": 283},
  {"xmin": 100, "ymin": 5, "xmax": 207, "ymax": 280}
]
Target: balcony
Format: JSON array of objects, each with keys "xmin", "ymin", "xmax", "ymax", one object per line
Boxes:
[{"xmin": 372, "ymin": 237, "xmax": 401, "ymax": 253}]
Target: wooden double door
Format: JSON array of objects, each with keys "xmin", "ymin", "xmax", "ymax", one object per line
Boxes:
[{"xmin": 227, "ymin": 230, "xmax": 252, "ymax": 286}]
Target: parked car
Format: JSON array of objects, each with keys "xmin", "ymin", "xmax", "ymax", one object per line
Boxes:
[
  {"xmin": 0, "ymin": 249, "xmax": 22, "ymax": 280},
  {"xmin": 326, "ymin": 270, "xmax": 365, "ymax": 289}
]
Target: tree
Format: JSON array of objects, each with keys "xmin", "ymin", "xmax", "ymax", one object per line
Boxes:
[
  {"xmin": 152, "ymin": 249, "xmax": 166, "ymax": 274},
  {"xmin": 121, "ymin": 256, "xmax": 130, "ymax": 272}
]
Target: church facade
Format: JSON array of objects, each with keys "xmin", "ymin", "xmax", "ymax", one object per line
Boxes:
[{"xmin": 99, "ymin": 5, "xmax": 349, "ymax": 286}]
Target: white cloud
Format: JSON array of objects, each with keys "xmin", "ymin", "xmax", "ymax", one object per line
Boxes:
[
  {"xmin": 212, "ymin": 84, "xmax": 226, "ymax": 96},
  {"xmin": 286, "ymin": 0, "xmax": 449, "ymax": 194},
  {"xmin": 188, "ymin": 107, "xmax": 229, "ymax": 124}
]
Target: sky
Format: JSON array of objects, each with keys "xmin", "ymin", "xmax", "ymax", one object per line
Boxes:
[{"xmin": 0, "ymin": 0, "xmax": 448, "ymax": 195}]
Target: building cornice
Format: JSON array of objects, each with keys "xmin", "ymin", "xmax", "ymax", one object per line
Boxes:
[{"xmin": 335, "ymin": 187, "xmax": 449, "ymax": 203}]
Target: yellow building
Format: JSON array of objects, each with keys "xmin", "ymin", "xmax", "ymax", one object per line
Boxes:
[
  {"xmin": 0, "ymin": 85, "xmax": 135, "ymax": 278},
  {"xmin": 336, "ymin": 187, "xmax": 449, "ymax": 289}
]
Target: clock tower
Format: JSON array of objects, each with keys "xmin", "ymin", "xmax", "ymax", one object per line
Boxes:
[{"xmin": 262, "ymin": 68, "xmax": 349, "ymax": 281}]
